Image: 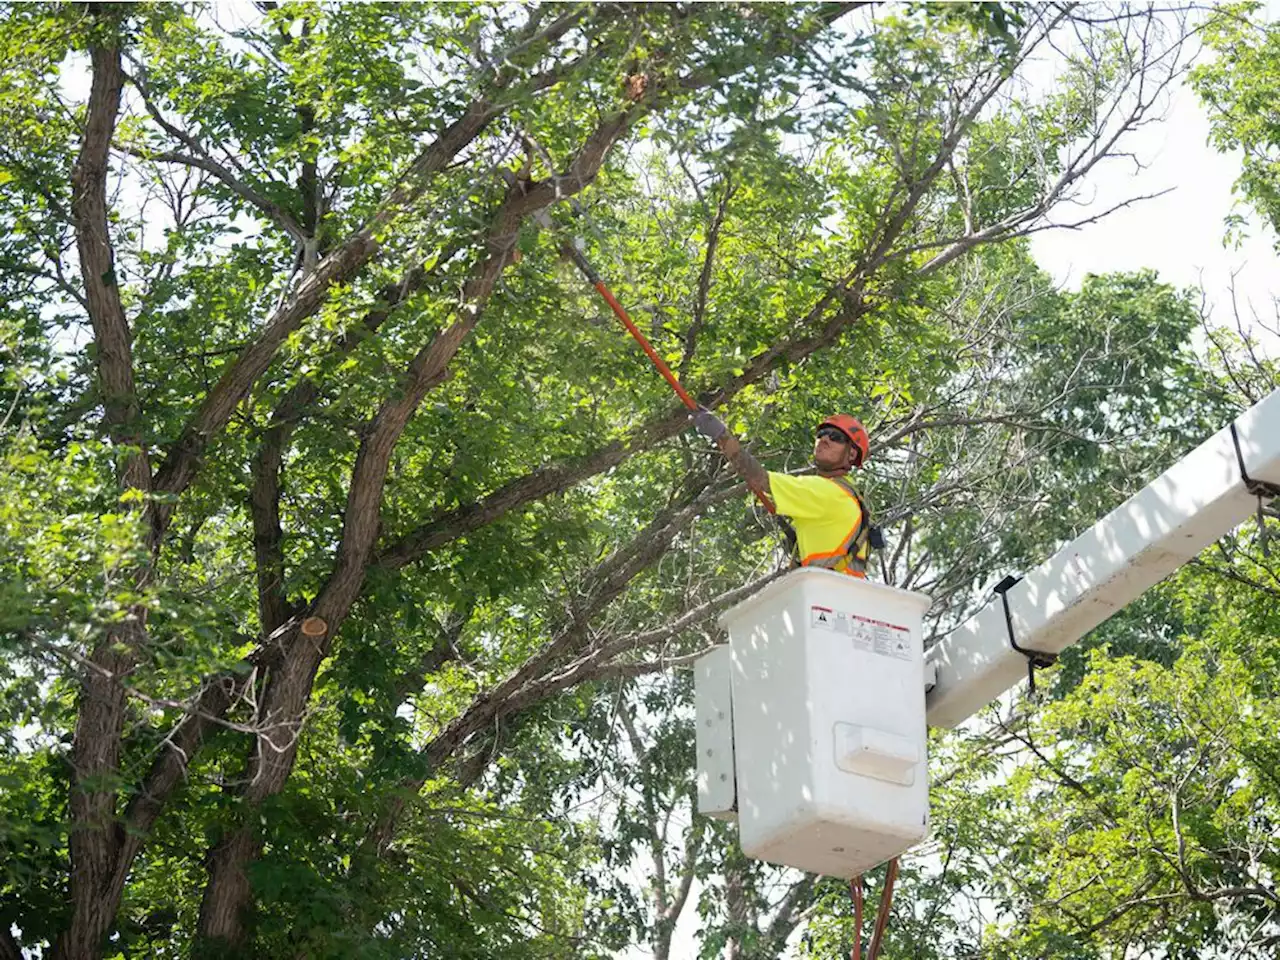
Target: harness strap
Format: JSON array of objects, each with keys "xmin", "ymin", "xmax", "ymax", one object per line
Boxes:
[{"xmin": 806, "ymin": 477, "xmax": 872, "ymax": 574}]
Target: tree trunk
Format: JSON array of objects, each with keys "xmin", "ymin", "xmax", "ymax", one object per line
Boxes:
[{"xmin": 55, "ymin": 15, "xmax": 150, "ymax": 958}]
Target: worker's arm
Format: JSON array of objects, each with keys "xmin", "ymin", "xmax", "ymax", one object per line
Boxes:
[
  {"xmin": 692, "ymin": 409, "xmax": 771, "ymax": 498},
  {"xmin": 717, "ymin": 432, "xmax": 771, "ymax": 498}
]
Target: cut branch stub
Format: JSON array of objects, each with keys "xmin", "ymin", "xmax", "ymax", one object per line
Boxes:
[{"xmin": 300, "ymin": 617, "xmax": 328, "ymax": 638}]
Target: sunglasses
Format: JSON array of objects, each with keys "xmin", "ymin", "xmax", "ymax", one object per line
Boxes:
[{"xmin": 816, "ymin": 427, "xmax": 849, "ymax": 444}]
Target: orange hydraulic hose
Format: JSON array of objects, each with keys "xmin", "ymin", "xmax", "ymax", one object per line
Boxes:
[
  {"xmin": 849, "ymin": 877, "xmax": 864, "ymax": 960},
  {"xmin": 866, "ymin": 858, "xmax": 900, "ymax": 960}
]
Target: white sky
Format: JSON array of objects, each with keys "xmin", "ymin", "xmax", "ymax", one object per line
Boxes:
[{"xmin": 1030, "ymin": 78, "xmax": 1280, "ymax": 358}]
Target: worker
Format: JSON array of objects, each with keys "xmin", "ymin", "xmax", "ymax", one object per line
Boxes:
[{"xmin": 692, "ymin": 410, "xmax": 878, "ymax": 577}]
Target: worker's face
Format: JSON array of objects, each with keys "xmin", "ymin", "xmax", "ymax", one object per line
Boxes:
[{"xmin": 813, "ymin": 427, "xmax": 857, "ymax": 471}]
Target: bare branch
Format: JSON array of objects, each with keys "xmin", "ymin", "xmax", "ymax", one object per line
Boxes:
[
  {"xmin": 915, "ymin": 18, "xmax": 1191, "ymax": 275},
  {"xmin": 117, "ymin": 141, "xmax": 306, "ymax": 245},
  {"xmin": 680, "ymin": 176, "xmax": 734, "ymax": 380}
]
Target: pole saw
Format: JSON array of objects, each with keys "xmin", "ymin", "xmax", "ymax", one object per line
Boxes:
[{"xmin": 533, "ymin": 208, "xmax": 773, "ymax": 512}]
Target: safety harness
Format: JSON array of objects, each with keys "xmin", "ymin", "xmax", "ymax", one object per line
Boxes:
[{"xmin": 775, "ymin": 476, "xmax": 882, "ymax": 577}]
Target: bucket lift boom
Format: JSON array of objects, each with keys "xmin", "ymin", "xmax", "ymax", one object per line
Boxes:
[{"xmin": 925, "ymin": 385, "xmax": 1280, "ymax": 728}]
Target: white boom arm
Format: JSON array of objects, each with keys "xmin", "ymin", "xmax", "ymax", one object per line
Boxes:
[{"xmin": 926, "ymin": 386, "xmax": 1280, "ymax": 729}]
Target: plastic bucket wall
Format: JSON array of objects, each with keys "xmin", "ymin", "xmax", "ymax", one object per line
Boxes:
[{"xmin": 719, "ymin": 568, "xmax": 932, "ymax": 878}]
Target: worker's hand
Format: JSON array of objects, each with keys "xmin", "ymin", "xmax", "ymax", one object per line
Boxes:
[{"xmin": 691, "ymin": 408, "xmax": 727, "ymax": 441}]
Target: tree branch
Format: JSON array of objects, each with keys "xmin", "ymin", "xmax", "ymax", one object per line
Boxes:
[
  {"xmin": 764, "ymin": 875, "xmax": 818, "ymax": 952},
  {"xmin": 147, "ymin": 94, "xmax": 498, "ymax": 549},
  {"xmin": 113, "ymin": 670, "xmax": 247, "ymax": 893},
  {"xmin": 249, "ymin": 417, "xmax": 291, "ymax": 637},
  {"xmin": 72, "ymin": 26, "xmax": 149, "ymax": 496},
  {"xmin": 679, "ymin": 176, "xmax": 734, "ymax": 381},
  {"xmin": 248, "ymin": 243, "xmax": 466, "ymax": 638},
  {"xmin": 118, "ymin": 142, "xmax": 306, "ymax": 245},
  {"xmin": 146, "ymin": 6, "xmax": 595, "ymax": 551},
  {"xmin": 359, "ymin": 477, "xmax": 716, "ymax": 861},
  {"xmin": 0, "ymin": 928, "xmax": 20, "ymax": 960},
  {"xmin": 56, "ymin": 16, "xmax": 153, "ymax": 960}
]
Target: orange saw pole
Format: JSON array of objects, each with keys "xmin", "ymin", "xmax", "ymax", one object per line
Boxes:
[
  {"xmin": 543, "ymin": 218, "xmax": 773, "ymax": 512},
  {"xmin": 554, "ymin": 236, "xmax": 697, "ymax": 410}
]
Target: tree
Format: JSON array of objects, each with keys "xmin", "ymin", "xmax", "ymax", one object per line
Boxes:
[
  {"xmin": 0, "ymin": 2, "xmax": 1213, "ymax": 956},
  {"xmin": 1193, "ymin": 1, "xmax": 1280, "ymax": 244}
]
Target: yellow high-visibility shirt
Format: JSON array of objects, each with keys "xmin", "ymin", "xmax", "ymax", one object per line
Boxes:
[{"xmin": 768, "ymin": 472, "xmax": 868, "ymax": 577}]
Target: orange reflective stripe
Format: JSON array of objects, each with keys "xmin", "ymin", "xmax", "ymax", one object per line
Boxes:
[
  {"xmin": 802, "ymin": 554, "xmax": 867, "ymax": 573},
  {"xmin": 801, "ymin": 554, "xmax": 867, "ymax": 578},
  {"xmin": 803, "ymin": 544, "xmax": 853, "ymax": 564}
]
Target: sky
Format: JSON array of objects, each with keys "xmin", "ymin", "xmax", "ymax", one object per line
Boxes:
[{"xmin": 1030, "ymin": 67, "xmax": 1280, "ymax": 359}]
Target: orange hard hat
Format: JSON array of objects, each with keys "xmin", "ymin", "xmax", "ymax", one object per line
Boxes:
[{"xmin": 818, "ymin": 414, "xmax": 869, "ymax": 467}]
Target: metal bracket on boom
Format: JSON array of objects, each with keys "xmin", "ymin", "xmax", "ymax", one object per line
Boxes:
[
  {"xmin": 1230, "ymin": 422, "xmax": 1280, "ymax": 556},
  {"xmin": 992, "ymin": 574, "xmax": 1057, "ymax": 695},
  {"xmin": 1230, "ymin": 422, "xmax": 1280, "ymax": 500}
]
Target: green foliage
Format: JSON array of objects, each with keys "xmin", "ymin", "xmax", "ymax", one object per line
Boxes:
[{"xmin": 891, "ymin": 530, "xmax": 1280, "ymax": 960}]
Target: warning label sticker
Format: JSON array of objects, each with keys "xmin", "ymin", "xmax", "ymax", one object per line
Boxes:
[{"xmin": 810, "ymin": 605, "xmax": 913, "ymax": 661}]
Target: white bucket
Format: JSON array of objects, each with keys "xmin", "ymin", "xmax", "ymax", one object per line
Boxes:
[{"xmin": 718, "ymin": 568, "xmax": 932, "ymax": 878}]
